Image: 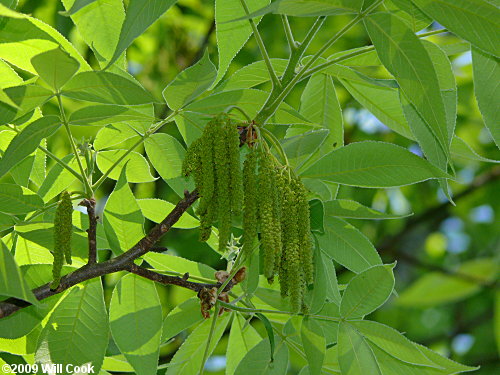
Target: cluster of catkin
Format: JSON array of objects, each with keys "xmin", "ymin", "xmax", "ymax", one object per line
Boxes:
[
  {"xmin": 51, "ymin": 191, "xmax": 73, "ymax": 289},
  {"xmin": 183, "ymin": 115, "xmax": 313, "ymax": 312},
  {"xmin": 243, "ymin": 147, "xmax": 313, "ymax": 312},
  {"xmin": 182, "ymin": 114, "xmax": 243, "ymax": 252}
]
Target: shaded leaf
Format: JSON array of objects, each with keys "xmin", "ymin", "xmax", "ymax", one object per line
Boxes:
[
  {"xmin": 324, "ymin": 199, "xmax": 411, "ymax": 220},
  {"xmin": 0, "ymin": 240, "xmax": 39, "ymax": 306},
  {"xmin": 337, "ymin": 321, "xmax": 382, "ymax": 375},
  {"xmin": 108, "ymin": 0, "xmax": 178, "ymax": 67},
  {"xmin": 163, "ymin": 51, "xmax": 216, "ymax": 110},
  {"xmin": 145, "ymin": 133, "xmax": 186, "ymax": 181},
  {"xmin": 62, "ymin": 71, "xmax": 155, "ymax": 105},
  {"xmin": 31, "ymin": 48, "xmax": 80, "ymax": 90},
  {"xmin": 411, "ymin": 0, "xmax": 500, "ymax": 57},
  {"xmin": 301, "ymin": 141, "xmax": 451, "ymax": 187},
  {"xmin": 317, "ymin": 216, "xmax": 382, "ymax": 273},
  {"xmin": 0, "ymin": 116, "xmax": 60, "ymax": 179},
  {"xmin": 472, "ymin": 48, "xmax": 500, "ymax": 148},
  {"xmin": 340, "ymin": 264, "xmax": 395, "ymax": 319},
  {"xmin": 137, "ymin": 198, "xmax": 199, "ymax": 229},
  {"xmin": 234, "ymin": 338, "xmax": 288, "ymax": 375},
  {"xmin": 96, "ymin": 149, "xmax": 156, "ymax": 183},
  {"xmin": 0, "ymin": 184, "xmax": 44, "ymax": 214},
  {"xmin": 226, "ymin": 313, "xmax": 262, "ymax": 375},
  {"xmin": 162, "ymin": 297, "xmax": 203, "ymax": 342},
  {"xmin": 110, "ymin": 274, "xmax": 162, "ymax": 375},
  {"xmin": 301, "ymin": 317, "xmax": 326, "ymax": 375},
  {"xmin": 35, "ymin": 279, "xmax": 108, "ymax": 373},
  {"xmin": 103, "ymin": 169, "xmax": 145, "ymax": 254}
]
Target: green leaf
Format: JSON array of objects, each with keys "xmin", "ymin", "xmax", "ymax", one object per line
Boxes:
[
  {"xmin": 93, "ymin": 123, "xmax": 141, "ymax": 151},
  {"xmin": 69, "ymin": 104, "xmax": 155, "ymax": 126},
  {"xmin": 175, "ymin": 89, "xmax": 307, "ymax": 144},
  {"xmin": 2, "ymin": 84, "xmax": 54, "ymax": 121},
  {"xmin": 0, "ymin": 212, "xmax": 17, "ymax": 232},
  {"xmin": 103, "ymin": 168, "xmax": 145, "ymax": 254},
  {"xmin": 337, "ymin": 321, "xmax": 382, "ymax": 375},
  {"xmin": 317, "ymin": 216, "xmax": 382, "ymax": 273},
  {"xmin": 96, "ymin": 149, "xmax": 156, "ymax": 183},
  {"xmin": 340, "ymin": 264, "xmax": 395, "ymax": 319},
  {"xmin": 234, "ymin": 338, "xmax": 288, "ymax": 375},
  {"xmin": 365, "ymin": 12, "xmax": 449, "ymax": 161},
  {"xmin": 145, "ymin": 133, "xmax": 186, "ymax": 181},
  {"xmin": 283, "ymin": 129, "xmax": 330, "ymax": 167},
  {"xmin": 371, "ymin": 343, "xmax": 477, "ymax": 374},
  {"xmin": 496, "ymin": 291, "xmax": 500, "ymax": 357},
  {"xmin": 165, "ymin": 313, "xmax": 230, "ymax": 375},
  {"xmin": 304, "ymin": 247, "xmax": 328, "ymax": 313},
  {"xmin": 339, "ymin": 78, "xmax": 413, "ymax": 139},
  {"xmin": 35, "ymin": 279, "xmax": 108, "ymax": 373},
  {"xmin": 398, "ymin": 258, "xmax": 498, "ymax": 307},
  {"xmin": 215, "ymin": 59, "xmax": 288, "ymax": 92},
  {"xmin": 61, "ymin": 0, "xmax": 125, "ymax": 66},
  {"xmin": 0, "ymin": 183, "xmax": 44, "ymax": 214},
  {"xmin": 472, "ymin": 48, "xmax": 500, "ymax": 148},
  {"xmin": 298, "ymin": 73, "xmax": 343, "ymax": 172},
  {"xmin": 324, "ymin": 199, "xmax": 411, "ymax": 220},
  {"xmin": 163, "ymin": 51, "xmax": 216, "ymax": 110},
  {"xmin": 301, "ymin": 317, "xmax": 326, "ymax": 375},
  {"xmin": 0, "ymin": 4, "xmax": 90, "ymax": 73},
  {"xmin": 61, "ymin": 71, "xmax": 155, "ymax": 105},
  {"xmin": 162, "ymin": 297, "xmax": 204, "ymax": 342},
  {"xmin": 301, "ymin": 141, "xmax": 451, "ymax": 187},
  {"xmin": 137, "ymin": 198, "xmax": 199, "ymax": 228},
  {"xmin": 145, "ymin": 252, "xmax": 216, "ymax": 279},
  {"xmin": 227, "ymin": 313, "xmax": 262, "ymax": 375},
  {"xmin": 451, "ymin": 136, "xmax": 499, "ymax": 163},
  {"xmin": 237, "ymin": 0, "xmax": 364, "ymax": 19},
  {"xmin": 402, "ymin": 40, "xmax": 456, "ymax": 167},
  {"xmin": 214, "ymin": 0, "xmax": 270, "ymax": 86},
  {"xmin": 108, "ymin": 0, "xmax": 178, "ymax": 67},
  {"xmin": 110, "ymin": 274, "xmax": 162, "ymax": 375},
  {"xmin": 385, "ymin": 0, "xmax": 431, "ymax": 32},
  {"xmin": 411, "ymin": 0, "xmax": 500, "ymax": 57},
  {"xmin": 38, "ymin": 155, "xmax": 79, "ymax": 202},
  {"xmin": 60, "ymin": 0, "xmax": 97, "ymax": 16},
  {"xmin": 0, "ymin": 240, "xmax": 39, "ymax": 306},
  {"xmin": 0, "ymin": 116, "xmax": 60, "ymax": 179},
  {"xmin": 0, "ymin": 56, "xmax": 23, "ymax": 88},
  {"xmin": 0, "ymin": 264, "xmax": 66, "ymax": 339},
  {"xmin": 31, "ymin": 48, "xmax": 80, "ymax": 90},
  {"xmin": 350, "ymin": 320, "xmax": 436, "ymax": 367}
]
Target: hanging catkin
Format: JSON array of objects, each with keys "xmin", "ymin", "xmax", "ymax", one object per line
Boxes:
[
  {"xmin": 51, "ymin": 191, "xmax": 73, "ymax": 289},
  {"xmin": 242, "ymin": 146, "xmax": 258, "ymax": 255}
]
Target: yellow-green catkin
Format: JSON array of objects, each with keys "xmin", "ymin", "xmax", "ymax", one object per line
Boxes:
[
  {"xmin": 281, "ymin": 179, "xmax": 303, "ymax": 312},
  {"xmin": 258, "ymin": 150, "xmax": 279, "ymax": 282},
  {"xmin": 213, "ymin": 116, "xmax": 232, "ymax": 252},
  {"xmin": 51, "ymin": 191, "xmax": 73, "ymax": 289},
  {"xmin": 294, "ymin": 178, "xmax": 314, "ymax": 285},
  {"xmin": 200, "ymin": 122, "xmax": 218, "ymax": 241},
  {"xmin": 226, "ymin": 117, "xmax": 243, "ymax": 214},
  {"xmin": 242, "ymin": 146, "xmax": 258, "ymax": 255}
]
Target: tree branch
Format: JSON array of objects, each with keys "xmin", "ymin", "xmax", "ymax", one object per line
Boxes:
[
  {"xmin": 0, "ymin": 190, "xmax": 200, "ymax": 319},
  {"xmin": 79, "ymin": 198, "xmax": 97, "ymax": 264}
]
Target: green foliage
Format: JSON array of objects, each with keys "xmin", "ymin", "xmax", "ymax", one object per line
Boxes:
[{"xmin": 0, "ymin": 0, "xmax": 498, "ymax": 373}]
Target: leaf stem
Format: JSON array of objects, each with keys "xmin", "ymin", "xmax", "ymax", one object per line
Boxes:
[
  {"xmin": 255, "ymin": 1, "xmax": 383, "ymax": 124},
  {"xmin": 239, "ymin": 0, "xmax": 281, "ymax": 89},
  {"xmin": 8, "ymin": 124, "xmax": 83, "ymax": 183},
  {"xmin": 281, "ymin": 15, "xmax": 297, "ymax": 51},
  {"xmin": 259, "ymin": 127, "xmax": 289, "ymax": 167},
  {"xmin": 57, "ymin": 95, "xmax": 93, "ymax": 197},
  {"xmin": 304, "ymin": 28, "xmax": 450, "ymax": 78}
]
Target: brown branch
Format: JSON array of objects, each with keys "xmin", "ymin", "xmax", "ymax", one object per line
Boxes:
[
  {"xmin": 0, "ymin": 190, "xmax": 200, "ymax": 319},
  {"xmin": 126, "ymin": 263, "xmax": 235, "ymax": 293},
  {"xmin": 79, "ymin": 198, "xmax": 97, "ymax": 264}
]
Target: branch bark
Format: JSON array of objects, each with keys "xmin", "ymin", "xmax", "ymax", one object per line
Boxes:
[
  {"xmin": 79, "ymin": 198, "xmax": 97, "ymax": 264},
  {"xmin": 0, "ymin": 190, "xmax": 200, "ymax": 319}
]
